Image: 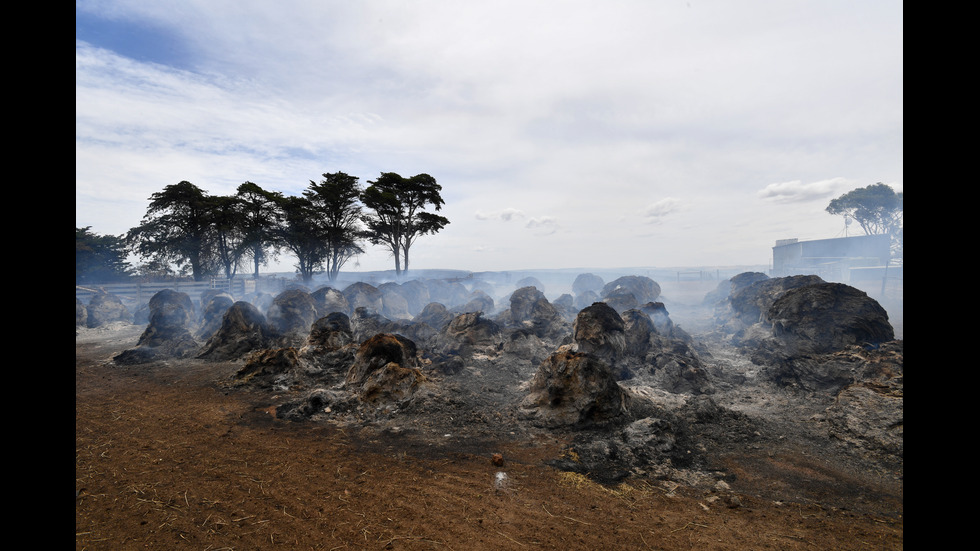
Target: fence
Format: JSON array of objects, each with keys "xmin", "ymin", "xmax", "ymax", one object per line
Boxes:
[{"xmin": 75, "ymin": 277, "xmax": 270, "ymax": 311}]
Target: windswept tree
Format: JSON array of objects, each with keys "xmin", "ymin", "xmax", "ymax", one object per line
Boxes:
[
  {"xmin": 827, "ymin": 182, "xmax": 903, "ymax": 260},
  {"xmin": 305, "ymin": 172, "xmax": 365, "ymax": 283},
  {"xmin": 360, "ymin": 172, "xmax": 449, "ymax": 277},
  {"xmin": 76, "ymin": 227, "xmax": 134, "ymax": 284},
  {"xmin": 236, "ymin": 181, "xmax": 284, "ymax": 277},
  {"xmin": 127, "ymin": 181, "xmax": 218, "ymax": 281}
]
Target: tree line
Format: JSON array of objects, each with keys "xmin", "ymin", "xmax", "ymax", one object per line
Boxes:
[{"xmin": 76, "ymin": 171, "xmax": 449, "ymax": 285}]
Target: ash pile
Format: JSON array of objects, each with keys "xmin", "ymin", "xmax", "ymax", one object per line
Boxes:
[{"xmin": 95, "ymin": 271, "xmax": 902, "ymax": 488}]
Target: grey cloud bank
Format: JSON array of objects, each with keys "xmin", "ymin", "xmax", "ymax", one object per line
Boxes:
[{"xmin": 76, "ymin": 0, "xmax": 902, "ymax": 274}]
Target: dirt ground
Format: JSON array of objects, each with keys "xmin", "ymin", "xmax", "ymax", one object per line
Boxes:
[{"xmin": 76, "ymin": 320, "xmax": 902, "ymax": 550}]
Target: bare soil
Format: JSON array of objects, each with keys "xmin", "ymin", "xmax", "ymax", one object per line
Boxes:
[{"xmin": 76, "ymin": 320, "xmax": 902, "ymax": 551}]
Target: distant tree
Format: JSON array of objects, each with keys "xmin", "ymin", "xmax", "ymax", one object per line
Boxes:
[
  {"xmin": 305, "ymin": 172, "xmax": 365, "ymax": 283},
  {"xmin": 826, "ymin": 183, "xmax": 903, "ymax": 261},
  {"xmin": 275, "ymin": 194, "xmax": 329, "ymax": 284},
  {"xmin": 209, "ymin": 194, "xmax": 248, "ymax": 280},
  {"xmin": 76, "ymin": 227, "xmax": 133, "ymax": 284},
  {"xmin": 236, "ymin": 181, "xmax": 284, "ymax": 278},
  {"xmin": 360, "ymin": 172, "xmax": 449, "ymax": 277},
  {"xmin": 127, "ymin": 181, "xmax": 218, "ymax": 281}
]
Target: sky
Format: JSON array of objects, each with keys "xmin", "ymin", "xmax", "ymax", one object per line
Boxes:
[{"xmin": 76, "ymin": 0, "xmax": 903, "ymax": 275}]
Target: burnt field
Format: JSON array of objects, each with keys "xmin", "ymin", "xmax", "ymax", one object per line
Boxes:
[{"xmin": 76, "ymin": 272, "xmax": 902, "ymax": 550}]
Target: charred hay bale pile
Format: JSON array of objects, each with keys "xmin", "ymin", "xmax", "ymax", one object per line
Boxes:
[
  {"xmin": 824, "ymin": 341, "xmax": 903, "ymax": 463},
  {"xmin": 266, "ymin": 289, "xmax": 318, "ymax": 346},
  {"xmin": 305, "ymin": 312, "xmax": 355, "ymax": 351},
  {"xmin": 197, "ymin": 301, "xmax": 282, "ymax": 360},
  {"xmin": 519, "ymin": 349, "xmax": 632, "ymax": 429},
  {"xmin": 413, "ymin": 302, "xmax": 455, "ymax": 332},
  {"xmin": 723, "ymin": 274, "xmax": 825, "ymax": 343},
  {"xmin": 311, "ymin": 286, "xmax": 350, "ymax": 318},
  {"xmin": 514, "ymin": 276, "xmax": 545, "ymax": 294},
  {"xmin": 398, "ymin": 279, "xmax": 432, "ymax": 316},
  {"xmin": 555, "ymin": 394, "xmax": 762, "ymax": 485},
  {"xmin": 500, "ymin": 286, "xmax": 570, "ymax": 341},
  {"xmin": 702, "ymin": 271, "xmax": 770, "ymax": 307},
  {"xmin": 570, "ymin": 302, "xmax": 711, "ymax": 394},
  {"xmin": 113, "ymin": 289, "xmax": 200, "ymax": 364},
  {"xmin": 342, "ymin": 282, "xmax": 384, "ymax": 314},
  {"xmin": 197, "ymin": 293, "xmax": 234, "ymax": 340},
  {"xmin": 345, "ymin": 333, "xmax": 426, "ymax": 404},
  {"xmin": 86, "ymin": 290, "xmax": 132, "ymax": 327},
  {"xmin": 453, "ymin": 290, "xmax": 495, "ymax": 316},
  {"xmin": 297, "ymin": 312, "xmax": 359, "ymax": 378},
  {"xmin": 428, "ymin": 312, "xmax": 503, "ymax": 374},
  {"xmin": 233, "ymin": 347, "xmax": 305, "ymax": 389},
  {"xmin": 351, "ymin": 307, "xmax": 394, "ymax": 343},
  {"xmin": 600, "ymin": 275, "xmax": 661, "ymax": 313},
  {"xmin": 573, "ymin": 302, "xmax": 627, "ymax": 367},
  {"xmin": 572, "ymin": 273, "xmax": 605, "ymax": 296},
  {"xmin": 378, "ymin": 282, "xmax": 413, "ymax": 320},
  {"xmin": 767, "ymin": 282, "xmax": 894, "ymax": 355}
]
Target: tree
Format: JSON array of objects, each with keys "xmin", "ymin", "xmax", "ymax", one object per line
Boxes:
[
  {"xmin": 76, "ymin": 227, "xmax": 134, "ymax": 284},
  {"xmin": 826, "ymin": 183, "xmax": 903, "ymax": 261},
  {"xmin": 275, "ymin": 194, "xmax": 329, "ymax": 284},
  {"xmin": 236, "ymin": 181, "xmax": 284, "ymax": 278},
  {"xmin": 305, "ymin": 172, "xmax": 365, "ymax": 283},
  {"xmin": 127, "ymin": 181, "xmax": 219, "ymax": 281},
  {"xmin": 360, "ymin": 172, "xmax": 449, "ymax": 277},
  {"xmin": 209, "ymin": 195, "xmax": 248, "ymax": 280}
]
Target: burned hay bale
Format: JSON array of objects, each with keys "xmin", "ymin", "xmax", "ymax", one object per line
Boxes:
[
  {"xmin": 574, "ymin": 302, "xmax": 626, "ymax": 361},
  {"xmin": 432, "ymin": 311, "xmax": 502, "ymax": 358},
  {"xmin": 767, "ymin": 282, "xmax": 894, "ymax": 355},
  {"xmin": 519, "ymin": 349, "xmax": 631, "ymax": 429},
  {"xmin": 197, "ymin": 301, "xmax": 281, "ymax": 361},
  {"xmin": 601, "ymin": 275, "xmax": 661, "ymax": 306},
  {"xmin": 345, "ymin": 334, "xmax": 425, "ymax": 404},
  {"xmin": 502, "ymin": 286, "xmax": 569, "ymax": 340},
  {"xmin": 306, "ymin": 312, "xmax": 354, "ymax": 351},
  {"xmin": 197, "ymin": 293, "xmax": 234, "ymax": 340},
  {"xmin": 113, "ymin": 289, "xmax": 199, "ymax": 364},
  {"xmin": 234, "ymin": 347, "xmax": 303, "ymax": 389},
  {"xmin": 86, "ymin": 290, "xmax": 132, "ymax": 327},
  {"xmin": 311, "ymin": 286, "xmax": 350, "ymax": 318},
  {"xmin": 342, "ymin": 282, "xmax": 384, "ymax": 314},
  {"xmin": 267, "ymin": 289, "xmax": 318, "ymax": 345}
]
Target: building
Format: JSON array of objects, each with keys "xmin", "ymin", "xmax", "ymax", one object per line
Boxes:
[{"xmin": 771, "ymin": 234, "xmax": 892, "ymax": 282}]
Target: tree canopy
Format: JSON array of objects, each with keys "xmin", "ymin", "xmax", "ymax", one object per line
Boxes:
[
  {"xmin": 236, "ymin": 182, "xmax": 285, "ymax": 277},
  {"xmin": 826, "ymin": 183, "xmax": 903, "ymax": 236},
  {"xmin": 360, "ymin": 172, "xmax": 449, "ymax": 277},
  {"xmin": 305, "ymin": 172, "xmax": 365, "ymax": 282},
  {"xmin": 826, "ymin": 182, "xmax": 903, "ymax": 262},
  {"xmin": 76, "ymin": 227, "xmax": 133, "ymax": 284},
  {"xmin": 126, "ymin": 181, "xmax": 219, "ymax": 281},
  {"xmin": 116, "ymin": 171, "xmax": 448, "ymax": 283}
]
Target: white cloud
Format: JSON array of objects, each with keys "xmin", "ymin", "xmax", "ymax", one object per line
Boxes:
[
  {"xmin": 757, "ymin": 178, "xmax": 850, "ymax": 204},
  {"xmin": 640, "ymin": 198, "xmax": 683, "ymax": 223},
  {"xmin": 475, "ymin": 208, "xmax": 526, "ymax": 222},
  {"xmin": 525, "ymin": 216, "xmax": 560, "ymax": 236}
]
